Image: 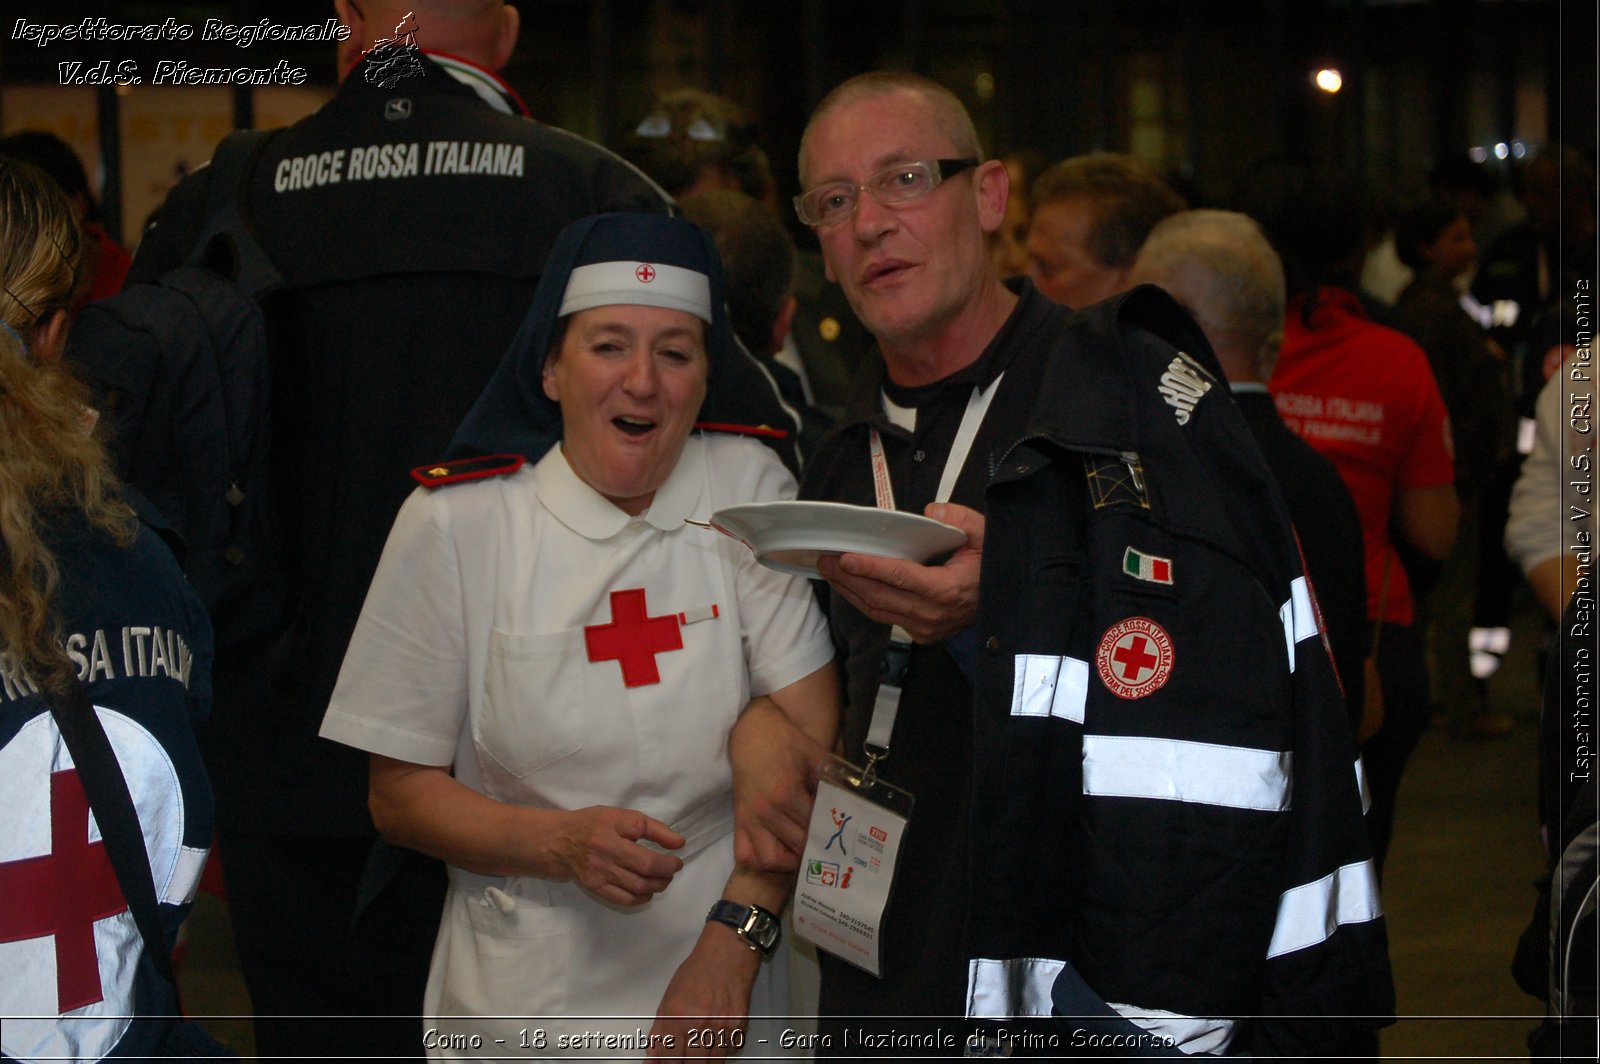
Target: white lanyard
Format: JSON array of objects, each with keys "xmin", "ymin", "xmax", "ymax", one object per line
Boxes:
[
  {"xmin": 860, "ymin": 372, "xmax": 1004, "ymax": 775},
  {"xmin": 866, "ymin": 371, "xmax": 1005, "ymax": 512}
]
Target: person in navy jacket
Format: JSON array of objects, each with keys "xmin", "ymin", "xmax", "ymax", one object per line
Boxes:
[{"xmin": 0, "ymin": 157, "xmax": 215, "ymax": 1064}]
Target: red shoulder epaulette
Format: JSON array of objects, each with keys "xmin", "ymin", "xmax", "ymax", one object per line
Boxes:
[
  {"xmin": 693, "ymin": 421, "xmax": 790, "ymax": 439},
  {"xmin": 410, "ymin": 453, "xmax": 525, "ymax": 488}
]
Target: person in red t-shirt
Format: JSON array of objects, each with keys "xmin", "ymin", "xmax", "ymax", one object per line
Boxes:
[
  {"xmin": 0, "ymin": 131, "xmax": 132, "ymax": 310},
  {"xmin": 1245, "ymin": 165, "xmax": 1459, "ymax": 873},
  {"xmin": 1273, "ymin": 288, "xmax": 1457, "ymax": 630}
]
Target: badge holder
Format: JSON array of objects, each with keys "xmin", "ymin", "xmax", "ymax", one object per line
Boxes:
[{"xmin": 792, "ymin": 638, "xmax": 916, "ymax": 978}]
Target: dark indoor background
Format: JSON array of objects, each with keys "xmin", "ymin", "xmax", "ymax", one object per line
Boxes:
[{"xmin": 1, "ymin": 0, "xmax": 1592, "ymax": 253}]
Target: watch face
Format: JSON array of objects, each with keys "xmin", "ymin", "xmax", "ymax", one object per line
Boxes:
[
  {"xmin": 709, "ymin": 901, "xmax": 781, "ymax": 955},
  {"xmin": 747, "ymin": 914, "xmax": 781, "ymax": 954}
]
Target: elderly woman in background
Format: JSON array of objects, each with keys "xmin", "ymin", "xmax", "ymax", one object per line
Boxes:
[
  {"xmin": 320, "ymin": 213, "xmax": 837, "ymax": 1059},
  {"xmin": 0, "ymin": 160, "xmax": 215, "ymax": 1062}
]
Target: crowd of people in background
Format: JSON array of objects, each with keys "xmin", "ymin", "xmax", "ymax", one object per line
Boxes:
[{"xmin": 1, "ymin": 1, "xmax": 1594, "ymax": 1060}]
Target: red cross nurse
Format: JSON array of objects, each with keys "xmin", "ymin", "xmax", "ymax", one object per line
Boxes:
[{"xmin": 320, "ymin": 213, "xmax": 838, "ymax": 1058}]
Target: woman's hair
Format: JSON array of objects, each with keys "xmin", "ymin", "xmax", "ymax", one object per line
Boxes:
[
  {"xmin": 1, "ymin": 158, "xmax": 82, "ymax": 333},
  {"xmin": 0, "ymin": 157, "xmax": 134, "ymax": 694}
]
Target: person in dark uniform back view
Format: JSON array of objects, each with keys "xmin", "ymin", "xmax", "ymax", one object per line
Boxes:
[
  {"xmin": 1129, "ymin": 209, "xmax": 1369, "ymax": 731},
  {"xmin": 127, "ymin": 2, "xmax": 670, "ymax": 1057}
]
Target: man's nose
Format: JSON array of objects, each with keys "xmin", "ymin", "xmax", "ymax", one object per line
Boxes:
[{"xmin": 851, "ymin": 189, "xmax": 896, "ymax": 242}]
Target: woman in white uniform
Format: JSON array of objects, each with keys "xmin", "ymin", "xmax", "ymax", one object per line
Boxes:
[{"xmin": 320, "ymin": 214, "xmax": 837, "ymax": 1058}]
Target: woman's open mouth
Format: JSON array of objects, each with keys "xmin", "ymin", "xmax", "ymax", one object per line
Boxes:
[{"xmin": 613, "ymin": 416, "xmax": 656, "ymax": 436}]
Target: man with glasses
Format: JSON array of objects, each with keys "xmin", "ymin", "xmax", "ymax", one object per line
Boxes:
[
  {"xmin": 731, "ymin": 70, "xmax": 1068, "ymax": 1052},
  {"xmin": 734, "ymin": 71, "xmax": 1392, "ymax": 1055}
]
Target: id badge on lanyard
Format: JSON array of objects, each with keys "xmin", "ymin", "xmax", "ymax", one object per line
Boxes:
[
  {"xmin": 792, "ymin": 755, "xmax": 913, "ymax": 977},
  {"xmin": 792, "ymin": 374, "xmax": 1002, "ymax": 976}
]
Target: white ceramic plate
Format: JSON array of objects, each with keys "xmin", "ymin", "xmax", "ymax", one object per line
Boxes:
[{"xmin": 704, "ymin": 500, "xmax": 968, "ymax": 579}]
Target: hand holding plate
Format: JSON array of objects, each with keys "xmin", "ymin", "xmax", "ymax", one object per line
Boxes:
[{"xmin": 818, "ymin": 503, "xmax": 985, "ymax": 644}]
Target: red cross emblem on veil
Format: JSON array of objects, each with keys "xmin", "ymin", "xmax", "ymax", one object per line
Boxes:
[
  {"xmin": 0, "ymin": 769, "xmax": 129, "ymax": 1013},
  {"xmin": 635, "ymin": 263, "xmax": 657, "ymax": 283}
]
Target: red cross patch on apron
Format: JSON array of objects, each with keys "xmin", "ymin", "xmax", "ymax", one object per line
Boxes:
[{"xmin": 584, "ymin": 588, "xmax": 719, "ymax": 687}]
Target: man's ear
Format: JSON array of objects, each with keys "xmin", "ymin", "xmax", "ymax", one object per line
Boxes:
[
  {"xmin": 333, "ymin": 0, "xmax": 367, "ymax": 81},
  {"xmin": 974, "ymin": 159, "xmax": 1011, "ymax": 235},
  {"xmin": 491, "ymin": 5, "xmax": 521, "ymax": 71},
  {"xmin": 770, "ymin": 295, "xmax": 798, "ymax": 355}
]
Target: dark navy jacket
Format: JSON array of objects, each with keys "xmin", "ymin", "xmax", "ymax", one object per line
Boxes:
[
  {"xmin": 966, "ymin": 287, "xmax": 1394, "ymax": 1056},
  {"xmin": 0, "ymin": 507, "xmax": 214, "ymax": 1062}
]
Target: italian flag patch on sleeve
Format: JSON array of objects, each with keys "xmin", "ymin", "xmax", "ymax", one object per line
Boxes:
[{"xmin": 1123, "ymin": 547, "xmax": 1174, "ymax": 585}]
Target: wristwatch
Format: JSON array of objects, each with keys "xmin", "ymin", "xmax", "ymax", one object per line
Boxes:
[{"xmin": 705, "ymin": 900, "xmax": 782, "ymax": 956}]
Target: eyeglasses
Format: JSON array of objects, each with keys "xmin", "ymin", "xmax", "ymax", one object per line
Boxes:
[
  {"xmin": 633, "ymin": 109, "xmax": 758, "ymax": 148},
  {"xmin": 794, "ymin": 158, "xmax": 979, "ymax": 227},
  {"xmin": 635, "ymin": 114, "xmax": 724, "ymax": 142}
]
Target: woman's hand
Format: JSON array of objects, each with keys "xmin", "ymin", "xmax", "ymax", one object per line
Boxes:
[
  {"xmin": 369, "ymin": 755, "xmax": 684, "ymax": 900},
  {"xmin": 543, "ymin": 806, "xmax": 686, "ymax": 907}
]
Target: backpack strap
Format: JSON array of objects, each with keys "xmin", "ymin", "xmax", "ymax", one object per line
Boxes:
[
  {"xmin": 42, "ymin": 675, "xmax": 181, "ymax": 991},
  {"xmin": 186, "ymin": 129, "xmax": 284, "ymax": 299}
]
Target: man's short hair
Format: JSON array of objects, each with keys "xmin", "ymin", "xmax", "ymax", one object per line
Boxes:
[
  {"xmin": 1136, "ymin": 209, "xmax": 1284, "ymax": 363},
  {"xmin": 1392, "ymin": 198, "xmax": 1466, "ymax": 273},
  {"xmin": 798, "ymin": 71, "xmax": 983, "ymax": 184},
  {"xmin": 1030, "ymin": 153, "xmax": 1185, "ymax": 272},
  {"xmin": 680, "ymin": 190, "xmax": 795, "ymax": 356},
  {"xmin": 620, "ymin": 88, "xmax": 773, "ymax": 201}
]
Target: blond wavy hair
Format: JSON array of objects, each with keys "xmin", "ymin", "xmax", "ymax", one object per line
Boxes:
[{"xmin": 0, "ymin": 158, "xmax": 134, "ymax": 695}]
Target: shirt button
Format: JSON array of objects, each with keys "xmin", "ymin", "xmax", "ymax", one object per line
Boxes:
[
  {"xmin": 985, "ymin": 635, "xmax": 1000, "ymax": 654},
  {"xmin": 913, "ymin": 449, "xmax": 927, "ymax": 462}
]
